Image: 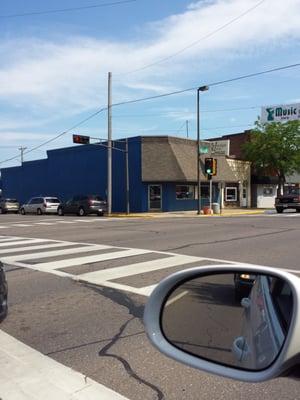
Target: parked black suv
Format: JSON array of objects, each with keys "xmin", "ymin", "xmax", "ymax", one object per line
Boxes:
[
  {"xmin": 0, "ymin": 262, "xmax": 8, "ymax": 322},
  {"xmin": 275, "ymin": 187, "xmax": 300, "ymax": 213},
  {"xmin": 57, "ymin": 195, "xmax": 107, "ymax": 216}
]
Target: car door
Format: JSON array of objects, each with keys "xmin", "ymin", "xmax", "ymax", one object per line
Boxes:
[
  {"xmin": 25, "ymin": 198, "xmax": 34, "ymax": 213},
  {"xmin": 64, "ymin": 197, "xmax": 77, "ymax": 214}
]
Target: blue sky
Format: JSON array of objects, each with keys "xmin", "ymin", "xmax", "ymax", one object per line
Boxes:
[{"xmin": 1, "ymin": 0, "xmax": 300, "ymax": 166}]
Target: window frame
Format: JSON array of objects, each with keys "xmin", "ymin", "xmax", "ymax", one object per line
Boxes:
[{"xmin": 225, "ymin": 187, "xmax": 237, "ymax": 202}]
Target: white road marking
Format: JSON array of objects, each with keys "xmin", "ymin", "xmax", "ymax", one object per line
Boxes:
[
  {"xmin": 0, "ymin": 226, "xmax": 9, "ymax": 229},
  {"xmin": 0, "ymin": 241, "xmax": 76, "ymax": 255},
  {"xmin": 32, "ymin": 248, "xmax": 152, "ymax": 271},
  {"xmin": 0, "ymin": 330, "xmax": 129, "ymax": 400},
  {"xmin": 166, "ymin": 290, "xmax": 189, "ymax": 307},
  {"xmin": 77, "ymin": 254, "xmax": 201, "ymax": 283},
  {"xmin": 0, "ymin": 236, "xmax": 25, "ymax": 242},
  {"xmin": 0, "ymin": 238, "xmax": 47, "ymax": 247},
  {"xmin": 10, "ymin": 223, "xmax": 33, "ymax": 227},
  {"xmin": 56, "ymin": 220, "xmax": 78, "ymax": 224},
  {"xmin": 1, "ymin": 244, "xmax": 112, "ymax": 262},
  {"xmin": 34, "ymin": 222, "xmax": 58, "ymax": 225}
]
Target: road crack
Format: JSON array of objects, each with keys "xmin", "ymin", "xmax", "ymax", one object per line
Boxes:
[
  {"xmin": 88, "ymin": 285, "xmax": 165, "ymax": 400},
  {"xmin": 165, "ymin": 228, "xmax": 295, "ymax": 251}
]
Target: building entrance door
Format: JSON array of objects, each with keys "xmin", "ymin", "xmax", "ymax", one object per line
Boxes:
[{"xmin": 149, "ymin": 185, "xmax": 162, "ymax": 211}]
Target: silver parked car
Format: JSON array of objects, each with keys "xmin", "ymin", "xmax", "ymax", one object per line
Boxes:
[
  {"xmin": 0, "ymin": 198, "xmax": 20, "ymax": 214},
  {"xmin": 20, "ymin": 197, "xmax": 61, "ymax": 215}
]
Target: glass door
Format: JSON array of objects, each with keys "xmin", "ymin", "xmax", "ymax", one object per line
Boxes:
[{"xmin": 149, "ymin": 185, "xmax": 162, "ymax": 211}]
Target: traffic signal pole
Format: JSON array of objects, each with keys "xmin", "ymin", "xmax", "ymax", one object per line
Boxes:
[
  {"xmin": 107, "ymin": 72, "xmax": 112, "ymax": 215},
  {"xmin": 197, "ymin": 89, "xmax": 201, "ymax": 215}
]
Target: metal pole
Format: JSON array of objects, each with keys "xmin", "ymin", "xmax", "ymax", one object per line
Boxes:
[
  {"xmin": 125, "ymin": 138, "xmax": 130, "ymax": 215},
  {"xmin": 209, "ymin": 178, "xmax": 212, "ymax": 211},
  {"xmin": 197, "ymin": 89, "xmax": 201, "ymax": 215},
  {"xmin": 186, "ymin": 120, "xmax": 189, "ymax": 138},
  {"xmin": 19, "ymin": 146, "xmax": 27, "ymax": 164},
  {"xmin": 107, "ymin": 72, "xmax": 112, "ymax": 215}
]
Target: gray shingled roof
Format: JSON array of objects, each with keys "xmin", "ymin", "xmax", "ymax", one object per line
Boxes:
[{"xmin": 141, "ymin": 136, "xmax": 239, "ymax": 182}]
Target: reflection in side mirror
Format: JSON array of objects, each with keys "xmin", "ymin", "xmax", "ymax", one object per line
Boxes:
[{"xmin": 161, "ymin": 272, "xmax": 293, "ymax": 371}]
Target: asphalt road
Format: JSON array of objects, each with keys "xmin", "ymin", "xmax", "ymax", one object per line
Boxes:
[{"xmin": 1, "ymin": 212, "xmax": 300, "ymax": 400}]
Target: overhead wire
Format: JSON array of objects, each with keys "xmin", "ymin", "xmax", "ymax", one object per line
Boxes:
[
  {"xmin": 0, "ymin": 0, "xmax": 138, "ymax": 19},
  {"xmin": 111, "ymin": 62, "xmax": 300, "ymax": 108},
  {"xmin": 0, "ymin": 108, "xmax": 106, "ymax": 166},
  {"xmin": 117, "ymin": 0, "xmax": 266, "ymax": 76},
  {"xmin": 0, "ymin": 61, "xmax": 299, "ymax": 166}
]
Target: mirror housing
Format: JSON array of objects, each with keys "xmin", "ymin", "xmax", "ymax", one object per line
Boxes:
[{"xmin": 144, "ymin": 265, "xmax": 300, "ymax": 382}]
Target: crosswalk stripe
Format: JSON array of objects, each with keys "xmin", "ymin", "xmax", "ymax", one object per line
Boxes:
[
  {"xmin": 56, "ymin": 221, "xmax": 78, "ymax": 224},
  {"xmin": 32, "ymin": 248, "xmax": 152, "ymax": 271},
  {"xmin": 11, "ymin": 224, "xmax": 33, "ymax": 227},
  {"xmin": 34, "ymin": 222, "xmax": 59, "ymax": 225},
  {"xmin": 1, "ymin": 244, "xmax": 113, "ymax": 262},
  {"xmin": 0, "ymin": 241, "xmax": 75, "ymax": 255},
  {"xmin": 0, "ymin": 236, "xmax": 23, "ymax": 242},
  {"xmin": 0, "ymin": 238, "xmax": 47, "ymax": 247},
  {"xmin": 77, "ymin": 254, "xmax": 201, "ymax": 283}
]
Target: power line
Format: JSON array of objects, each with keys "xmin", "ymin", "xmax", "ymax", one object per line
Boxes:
[
  {"xmin": 112, "ymin": 62, "xmax": 300, "ymax": 108},
  {"xmin": 0, "ymin": 108, "xmax": 106, "ymax": 166},
  {"xmin": 0, "ymin": 0, "xmax": 137, "ymax": 19},
  {"xmin": 113, "ymin": 105, "xmax": 261, "ymax": 118},
  {"xmin": 0, "ymin": 61, "xmax": 299, "ymax": 166},
  {"xmin": 118, "ymin": 0, "xmax": 266, "ymax": 76}
]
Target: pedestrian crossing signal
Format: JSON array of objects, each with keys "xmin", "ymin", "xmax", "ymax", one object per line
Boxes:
[{"xmin": 73, "ymin": 134, "xmax": 90, "ymax": 144}]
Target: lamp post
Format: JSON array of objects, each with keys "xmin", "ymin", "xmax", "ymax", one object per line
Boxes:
[{"xmin": 197, "ymin": 85, "xmax": 209, "ymax": 215}]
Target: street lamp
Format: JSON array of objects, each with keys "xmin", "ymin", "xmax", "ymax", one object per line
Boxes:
[{"xmin": 197, "ymin": 85, "xmax": 209, "ymax": 215}]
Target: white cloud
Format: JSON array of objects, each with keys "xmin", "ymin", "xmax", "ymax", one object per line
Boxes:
[{"xmin": 0, "ymin": 0, "xmax": 299, "ymax": 133}]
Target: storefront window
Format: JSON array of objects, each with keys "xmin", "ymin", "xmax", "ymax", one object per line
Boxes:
[
  {"xmin": 176, "ymin": 185, "xmax": 195, "ymax": 200},
  {"xmin": 225, "ymin": 187, "xmax": 237, "ymax": 202}
]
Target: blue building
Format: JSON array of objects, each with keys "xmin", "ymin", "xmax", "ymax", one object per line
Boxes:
[{"xmin": 1, "ymin": 136, "xmax": 251, "ymax": 212}]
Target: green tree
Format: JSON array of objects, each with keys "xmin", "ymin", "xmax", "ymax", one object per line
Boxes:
[{"xmin": 243, "ymin": 120, "xmax": 300, "ymax": 195}]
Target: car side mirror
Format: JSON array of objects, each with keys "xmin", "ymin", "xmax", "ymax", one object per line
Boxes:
[{"xmin": 144, "ymin": 265, "xmax": 300, "ymax": 382}]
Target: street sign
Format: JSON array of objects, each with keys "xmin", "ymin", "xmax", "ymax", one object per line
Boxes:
[{"xmin": 199, "ymin": 146, "xmax": 209, "ymax": 154}]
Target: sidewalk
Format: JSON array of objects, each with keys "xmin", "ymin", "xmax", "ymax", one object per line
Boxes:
[
  {"xmin": 111, "ymin": 208, "xmax": 271, "ymax": 218},
  {"xmin": 0, "ymin": 330, "xmax": 129, "ymax": 400}
]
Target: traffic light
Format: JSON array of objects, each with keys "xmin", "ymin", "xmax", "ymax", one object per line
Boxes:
[
  {"xmin": 212, "ymin": 158, "xmax": 217, "ymax": 176},
  {"xmin": 205, "ymin": 158, "xmax": 213, "ymax": 175},
  {"xmin": 73, "ymin": 134, "xmax": 90, "ymax": 145},
  {"xmin": 204, "ymin": 158, "xmax": 217, "ymax": 176}
]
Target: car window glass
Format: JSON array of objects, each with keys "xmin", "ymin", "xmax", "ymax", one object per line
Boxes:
[{"xmin": 46, "ymin": 198, "xmax": 60, "ymax": 203}]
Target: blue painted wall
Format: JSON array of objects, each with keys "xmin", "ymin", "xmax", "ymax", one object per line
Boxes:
[
  {"xmin": 1, "ymin": 137, "xmax": 143, "ymax": 212},
  {"xmin": 1, "ymin": 137, "xmax": 220, "ymax": 213}
]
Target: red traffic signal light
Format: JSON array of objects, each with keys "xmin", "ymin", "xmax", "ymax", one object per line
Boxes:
[{"xmin": 73, "ymin": 134, "xmax": 90, "ymax": 145}]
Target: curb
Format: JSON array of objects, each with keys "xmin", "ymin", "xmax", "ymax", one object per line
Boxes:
[{"xmin": 107, "ymin": 210, "xmax": 266, "ymax": 218}]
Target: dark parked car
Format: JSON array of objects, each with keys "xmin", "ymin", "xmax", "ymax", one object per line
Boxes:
[
  {"xmin": 0, "ymin": 198, "xmax": 20, "ymax": 214},
  {"xmin": 275, "ymin": 187, "xmax": 300, "ymax": 213},
  {"xmin": 57, "ymin": 195, "xmax": 107, "ymax": 216},
  {"xmin": 0, "ymin": 262, "xmax": 8, "ymax": 322}
]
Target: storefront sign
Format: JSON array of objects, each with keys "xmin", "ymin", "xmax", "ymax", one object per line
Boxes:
[
  {"xmin": 209, "ymin": 140, "xmax": 230, "ymax": 156},
  {"xmin": 261, "ymin": 103, "xmax": 300, "ymax": 123}
]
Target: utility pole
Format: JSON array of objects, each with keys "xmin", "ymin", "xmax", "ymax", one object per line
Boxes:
[
  {"xmin": 107, "ymin": 72, "xmax": 112, "ymax": 216},
  {"xmin": 19, "ymin": 146, "xmax": 27, "ymax": 164},
  {"xmin": 186, "ymin": 120, "xmax": 189, "ymax": 138},
  {"xmin": 125, "ymin": 138, "xmax": 130, "ymax": 215},
  {"xmin": 196, "ymin": 86, "xmax": 209, "ymax": 215}
]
